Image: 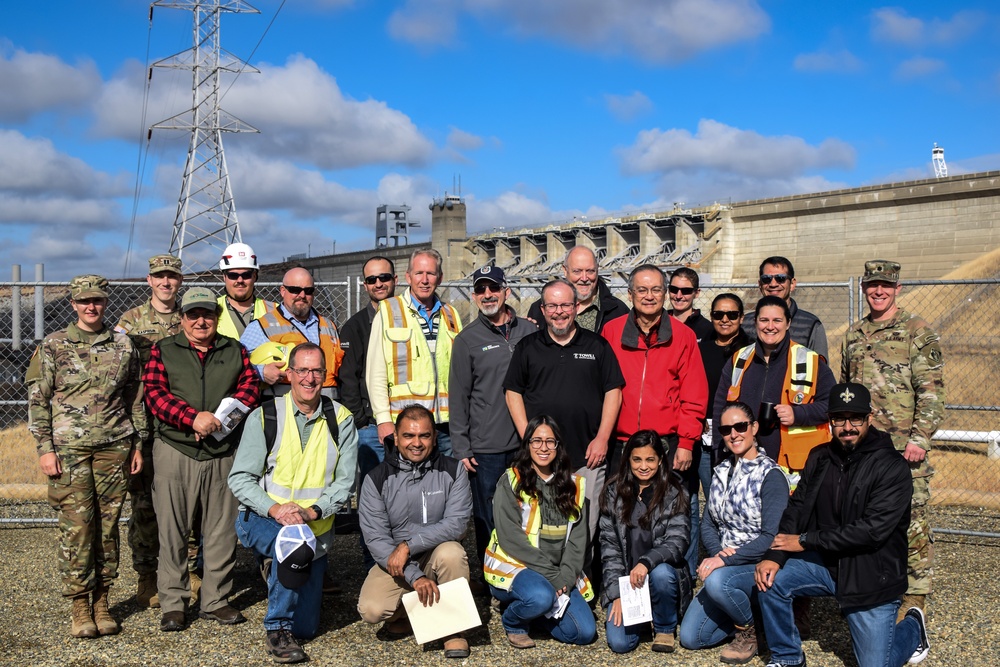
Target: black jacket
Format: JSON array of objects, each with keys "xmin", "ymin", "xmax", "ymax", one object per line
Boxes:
[
  {"xmin": 338, "ymin": 304, "xmax": 377, "ymax": 427},
  {"xmin": 527, "ymin": 278, "xmax": 629, "ymax": 334},
  {"xmin": 764, "ymin": 427, "xmax": 912, "ymax": 608}
]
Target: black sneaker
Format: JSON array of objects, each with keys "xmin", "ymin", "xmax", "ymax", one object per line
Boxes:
[
  {"xmin": 905, "ymin": 606, "xmax": 930, "ymax": 664},
  {"xmin": 266, "ymin": 629, "xmax": 308, "ymax": 664}
]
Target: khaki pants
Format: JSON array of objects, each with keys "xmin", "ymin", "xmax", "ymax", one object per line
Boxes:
[
  {"xmin": 357, "ymin": 541, "xmax": 469, "ymax": 624},
  {"xmin": 152, "ymin": 439, "xmax": 237, "ymax": 614}
]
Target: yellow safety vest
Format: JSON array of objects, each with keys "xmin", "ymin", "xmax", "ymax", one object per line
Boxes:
[
  {"xmin": 216, "ymin": 295, "xmax": 275, "ymax": 340},
  {"xmin": 726, "ymin": 342, "xmax": 831, "ymax": 470},
  {"xmin": 256, "ymin": 309, "xmax": 344, "ymax": 387},
  {"xmin": 483, "ymin": 468, "xmax": 594, "ymax": 601},
  {"xmin": 261, "ymin": 393, "xmax": 350, "ymax": 537},
  {"xmin": 377, "ymin": 293, "xmax": 462, "ymax": 423}
]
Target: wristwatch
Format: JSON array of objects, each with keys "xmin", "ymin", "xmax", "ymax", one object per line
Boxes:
[
  {"xmin": 309, "ymin": 504, "xmax": 323, "ymax": 520},
  {"xmin": 798, "ymin": 532, "xmax": 808, "ymax": 548}
]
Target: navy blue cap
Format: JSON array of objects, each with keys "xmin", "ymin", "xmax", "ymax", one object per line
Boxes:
[{"xmin": 473, "ymin": 265, "xmax": 506, "ymax": 286}]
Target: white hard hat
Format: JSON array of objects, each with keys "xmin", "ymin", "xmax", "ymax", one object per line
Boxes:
[{"xmin": 219, "ymin": 243, "xmax": 259, "ymax": 271}]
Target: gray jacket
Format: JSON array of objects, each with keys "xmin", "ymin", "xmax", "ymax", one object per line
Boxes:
[
  {"xmin": 742, "ymin": 298, "xmax": 828, "ymax": 360},
  {"xmin": 359, "ymin": 442, "xmax": 472, "ymax": 585},
  {"xmin": 448, "ymin": 307, "xmax": 537, "ymax": 460}
]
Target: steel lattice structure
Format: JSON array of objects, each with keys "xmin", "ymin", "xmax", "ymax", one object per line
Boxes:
[{"xmin": 151, "ymin": 0, "xmax": 259, "ymax": 274}]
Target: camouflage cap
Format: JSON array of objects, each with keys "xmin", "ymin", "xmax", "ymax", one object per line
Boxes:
[
  {"xmin": 180, "ymin": 286, "xmax": 219, "ymax": 313},
  {"xmin": 149, "ymin": 254, "xmax": 182, "ymax": 276},
  {"xmin": 69, "ymin": 274, "xmax": 109, "ymax": 300},
  {"xmin": 862, "ymin": 259, "xmax": 901, "ymax": 284},
  {"xmin": 828, "ymin": 382, "xmax": 872, "ymax": 415}
]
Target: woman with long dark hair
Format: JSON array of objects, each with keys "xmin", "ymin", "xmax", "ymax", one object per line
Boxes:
[
  {"xmin": 680, "ymin": 401, "xmax": 789, "ymax": 663},
  {"xmin": 483, "ymin": 415, "xmax": 596, "ymax": 648},
  {"xmin": 599, "ymin": 430, "xmax": 690, "ymax": 653}
]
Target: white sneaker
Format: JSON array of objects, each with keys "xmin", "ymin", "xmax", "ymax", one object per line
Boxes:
[{"xmin": 905, "ymin": 606, "xmax": 930, "ymax": 664}]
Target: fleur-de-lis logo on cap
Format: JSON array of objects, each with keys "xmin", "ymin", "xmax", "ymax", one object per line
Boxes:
[{"xmin": 840, "ymin": 388, "xmax": 855, "ymax": 403}]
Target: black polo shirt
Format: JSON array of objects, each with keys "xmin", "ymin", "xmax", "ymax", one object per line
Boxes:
[{"xmin": 503, "ymin": 326, "xmax": 625, "ymax": 468}]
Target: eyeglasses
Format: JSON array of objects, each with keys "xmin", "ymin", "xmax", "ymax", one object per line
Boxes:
[
  {"xmin": 711, "ymin": 310, "xmax": 742, "ymax": 321},
  {"xmin": 474, "ymin": 282, "xmax": 504, "ymax": 295},
  {"xmin": 541, "ymin": 302, "xmax": 575, "ymax": 312},
  {"xmin": 632, "ymin": 286, "xmax": 665, "ymax": 297},
  {"xmin": 224, "ymin": 270, "xmax": 254, "ymax": 281},
  {"xmin": 529, "ymin": 438, "xmax": 558, "ymax": 450},
  {"xmin": 364, "ymin": 273, "xmax": 394, "ymax": 285},
  {"xmin": 668, "ymin": 285, "xmax": 695, "ymax": 295},
  {"xmin": 289, "ymin": 367, "xmax": 325, "ymax": 378},
  {"xmin": 719, "ymin": 421, "xmax": 751, "ymax": 436},
  {"xmin": 830, "ymin": 415, "xmax": 867, "ymax": 427},
  {"xmin": 759, "ymin": 273, "xmax": 790, "ymax": 285},
  {"xmin": 283, "ymin": 285, "xmax": 316, "ymax": 296}
]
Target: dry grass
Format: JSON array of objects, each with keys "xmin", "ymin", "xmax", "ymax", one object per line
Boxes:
[{"xmin": 0, "ymin": 424, "xmax": 47, "ymax": 499}]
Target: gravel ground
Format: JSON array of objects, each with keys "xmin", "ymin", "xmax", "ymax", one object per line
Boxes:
[{"xmin": 1, "ymin": 505, "xmax": 998, "ymax": 667}]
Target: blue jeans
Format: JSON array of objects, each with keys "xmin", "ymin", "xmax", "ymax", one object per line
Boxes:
[
  {"xmin": 235, "ymin": 511, "xmax": 327, "ymax": 638},
  {"xmin": 489, "ymin": 568, "xmax": 596, "ymax": 645},
  {"xmin": 468, "ymin": 450, "xmax": 516, "ymax": 568},
  {"xmin": 604, "ymin": 563, "xmax": 679, "ymax": 653},
  {"xmin": 679, "ymin": 563, "xmax": 757, "ymax": 648},
  {"xmin": 356, "ymin": 425, "xmax": 384, "ymax": 570},
  {"xmin": 758, "ymin": 552, "xmax": 921, "ymax": 667},
  {"xmin": 686, "ymin": 492, "xmax": 700, "ymax": 577}
]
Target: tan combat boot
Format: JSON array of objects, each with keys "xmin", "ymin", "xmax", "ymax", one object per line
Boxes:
[
  {"xmin": 93, "ymin": 585, "xmax": 121, "ymax": 636},
  {"xmin": 189, "ymin": 571, "xmax": 202, "ymax": 607},
  {"xmin": 70, "ymin": 595, "xmax": 98, "ymax": 639},
  {"xmin": 897, "ymin": 593, "xmax": 925, "ymax": 622},
  {"xmin": 720, "ymin": 624, "xmax": 758, "ymax": 664},
  {"xmin": 136, "ymin": 572, "xmax": 160, "ymax": 608}
]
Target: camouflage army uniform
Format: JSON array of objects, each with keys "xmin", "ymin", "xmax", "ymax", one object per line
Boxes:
[
  {"xmin": 841, "ymin": 308, "xmax": 944, "ymax": 596},
  {"xmin": 27, "ymin": 323, "xmax": 147, "ymax": 598},
  {"xmin": 115, "ymin": 300, "xmax": 181, "ymax": 576}
]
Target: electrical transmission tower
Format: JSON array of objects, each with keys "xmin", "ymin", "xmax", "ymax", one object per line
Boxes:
[{"xmin": 151, "ymin": 0, "xmax": 260, "ymax": 274}]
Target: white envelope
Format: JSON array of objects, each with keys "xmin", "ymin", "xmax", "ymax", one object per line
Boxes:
[{"xmin": 400, "ymin": 578, "xmax": 483, "ymax": 645}]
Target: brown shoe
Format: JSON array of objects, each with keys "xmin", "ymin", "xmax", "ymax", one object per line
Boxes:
[
  {"xmin": 897, "ymin": 594, "xmax": 926, "ymax": 623},
  {"xmin": 651, "ymin": 632, "xmax": 675, "ymax": 653},
  {"xmin": 507, "ymin": 632, "xmax": 535, "ymax": 649},
  {"xmin": 720, "ymin": 623, "xmax": 757, "ymax": 664},
  {"xmin": 136, "ymin": 572, "xmax": 160, "ymax": 608},
  {"xmin": 198, "ymin": 604, "xmax": 246, "ymax": 625},
  {"xmin": 92, "ymin": 586, "xmax": 120, "ymax": 636},
  {"xmin": 70, "ymin": 595, "xmax": 98, "ymax": 639},
  {"xmin": 383, "ymin": 616, "xmax": 412, "ymax": 639},
  {"xmin": 160, "ymin": 611, "xmax": 186, "ymax": 632},
  {"xmin": 443, "ymin": 634, "xmax": 470, "ymax": 658}
]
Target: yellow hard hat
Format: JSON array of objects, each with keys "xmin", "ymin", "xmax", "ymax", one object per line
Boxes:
[{"xmin": 249, "ymin": 341, "xmax": 295, "ymax": 370}]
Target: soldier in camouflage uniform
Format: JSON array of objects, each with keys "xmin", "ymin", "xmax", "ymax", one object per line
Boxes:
[
  {"xmin": 841, "ymin": 260, "xmax": 944, "ymax": 617},
  {"xmin": 115, "ymin": 254, "xmax": 183, "ymax": 608},
  {"xmin": 27, "ymin": 275, "xmax": 146, "ymax": 638}
]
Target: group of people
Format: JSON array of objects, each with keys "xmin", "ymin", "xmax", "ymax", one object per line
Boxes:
[{"xmin": 27, "ymin": 244, "xmax": 944, "ymax": 667}]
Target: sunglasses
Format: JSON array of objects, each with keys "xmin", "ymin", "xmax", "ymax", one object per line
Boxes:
[
  {"xmin": 759, "ymin": 273, "xmax": 790, "ymax": 285},
  {"xmin": 668, "ymin": 285, "xmax": 695, "ymax": 295},
  {"xmin": 719, "ymin": 421, "xmax": 751, "ymax": 436},
  {"xmin": 224, "ymin": 270, "xmax": 254, "ymax": 281},
  {"xmin": 473, "ymin": 282, "xmax": 504, "ymax": 295},
  {"xmin": 364, "ymin": 273, "xmax": 394, "ymax": 285},
  {"xmin": 711, "ymin": 310, "xmax": 742, "ymax": 321},
  {"xmin": 283, "ymin": 285, "xmax": 315, "ymax": 296}
]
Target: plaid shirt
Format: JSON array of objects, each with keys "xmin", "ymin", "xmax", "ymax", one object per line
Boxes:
[{"xmin": 143, "ymin": 338, "xmax": 260, "ymax": 430}]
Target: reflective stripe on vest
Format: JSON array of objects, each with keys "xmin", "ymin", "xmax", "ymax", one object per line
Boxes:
[
  {"xmin": 216, "ymin": 296, "xmax": 273, "ymax": 340},
  {"xmin": 260, "ymin": 393, "xmax": 343, "ymax": 536},
  {"xmin": 257, "ymin": 310, "xmax": 344, "ymax": 387},
  {"xmin": 725, "ymin": 342, "xmax": 831, "ymax": 471},
  {"xmin": 482, "ymin": 468, "xmax": 594, "ymax": 600},
  {"xmin": 379, "ymin": 294, "xmax": 461, "ymax": 423}
]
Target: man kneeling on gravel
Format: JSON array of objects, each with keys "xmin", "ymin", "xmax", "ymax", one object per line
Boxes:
[{"xmin": 357, "ymin": 404, "xmax": 473, "ymax": 659}]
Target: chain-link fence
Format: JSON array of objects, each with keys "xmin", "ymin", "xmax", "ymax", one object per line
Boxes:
[{"xmin": 3, "ymin": 277, "xmax": 998, "ymax": 533}]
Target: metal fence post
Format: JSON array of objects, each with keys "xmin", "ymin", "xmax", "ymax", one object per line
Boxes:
[
  {"xmin": 11, "ymin": 265, "xmax": 20, "ymax": 350},
  {"xmin": 34, "ymin": 264, "xmax": 44, "ymax": 342}
]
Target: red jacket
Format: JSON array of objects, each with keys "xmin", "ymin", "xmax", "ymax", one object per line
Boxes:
[{"xmin": 602, "ymin": 311, "xmax": 708, "ymax": 451}]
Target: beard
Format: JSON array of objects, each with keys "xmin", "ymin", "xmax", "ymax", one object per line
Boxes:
[{"xmin": 479, "ymin": 299, "xmax": 500, "ymax": 316}]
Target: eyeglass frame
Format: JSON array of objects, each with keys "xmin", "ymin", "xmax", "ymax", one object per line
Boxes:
[
  {"xmin": 528, "ymin": 437, "xmax": 558, "ymax": 450},
  {"xmin": 288, "ymin": 367, "xmax": 325, "ymax": 378},
  {"xmin": 282, "ymin": 285, "xmax": 316, "ymax": 296},
  {"xmin": 830, "ymin": 415, "xmax": 868, "ymax": 427},
  {"xmin": 759, "ymin": 273, "xmax": 790, "ymax": 285},
  {"xmin": 711, "ymin": 310, "xmax": 742, "ymax": 321},
  {"xmin": 719, "ymin": 421, "xmax": 752, "ymax": 437},
  {"xmin": 364, "ymin": 273, "xmax": 394, "ymax": 285},
  {"xmin": 224, "ymin": 270, "xmax": 255, "ymax": 281}
]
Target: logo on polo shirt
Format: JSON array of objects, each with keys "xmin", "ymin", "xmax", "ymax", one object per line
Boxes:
[{"xmin": 573, "ymin": 353, "xmax": 596, "ymax": 360}]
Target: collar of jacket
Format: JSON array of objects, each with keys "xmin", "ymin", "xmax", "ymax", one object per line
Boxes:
[
  {"xmin": 620, "ymin": 308, "xmax": 674, "ymax": 349},
  {"xmin": 171, "ymin": 331, "xmax": 234, "ymax": 352},
  {"xmin": 477, "ymin": 305, "xmax": 520, "ymax": 334},
  {"xmin": 65, "ymin": 322, "xmax": 113, "ymax": 344}
]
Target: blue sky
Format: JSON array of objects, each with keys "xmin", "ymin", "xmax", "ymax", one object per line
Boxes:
[{"xmin": 2, "ymin": 1, "xmax": 998, "ymax": 279}]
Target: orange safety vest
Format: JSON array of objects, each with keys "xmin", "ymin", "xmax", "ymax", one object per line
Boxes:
[
  {"xmin": 257, "ymin": 309, "xmax": 344, "ymax": 388},
  {"xmin": 726, "ymin": 342, "xmax": 831, "ymax": 470}
]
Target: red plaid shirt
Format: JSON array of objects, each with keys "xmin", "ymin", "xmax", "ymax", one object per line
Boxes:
[{"xmin": 143, "ymin": 338, "xmax": 260, "ymax": 430}]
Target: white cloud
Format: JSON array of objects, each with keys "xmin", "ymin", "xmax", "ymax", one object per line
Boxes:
[
  {"xmin": 447, "ymin": 127, "xmax": 484, "ymax": 151},
  {"xmin": 793, "ymin": 49, "xmax": 863, "ymax": 74},
  {"xmin": 387, "ymin": 0, "xmax": 770, "ymax": 63},
  {"xmin": 871, "ymin": 8, "xmax": 984, "ymax": 47},
  {"xmin": 0, "ymin": 130, "xmax": 129, "ymax": 199},
  {"xmin": 619, "ymin": 119, "xmax": 855, "ymax": 179},
  {"xmin": 604, "ymin": 91, "xmax": 654, "ymax": 122},
  {"xmin": 895, "ymin": 56, "xmax": 946, "ymax": 80},
  {"xmin": 0, "ymin": 44, "xmax": 101, "ymax": 121}
]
